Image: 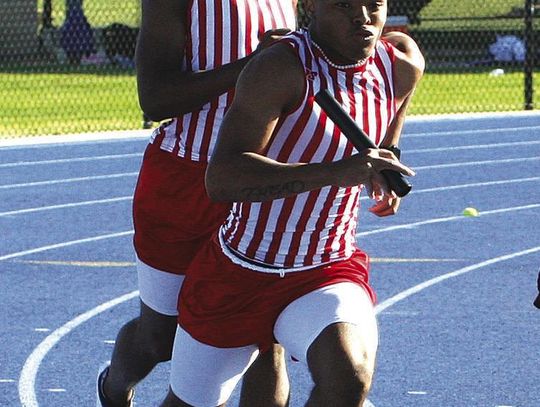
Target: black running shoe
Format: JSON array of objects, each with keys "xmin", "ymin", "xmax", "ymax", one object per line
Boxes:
[{"xmin": 96, "ymin": 363, "xmax": 134, "ymax": 407}]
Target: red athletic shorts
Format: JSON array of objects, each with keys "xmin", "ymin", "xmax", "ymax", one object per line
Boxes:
[
  {"xmin": 178, "ymin": 233, "xmax": 376, "ymax": 352},
  {"xmin": 133, "ymin": 143, "xmax": 230, "ymax": 275}
]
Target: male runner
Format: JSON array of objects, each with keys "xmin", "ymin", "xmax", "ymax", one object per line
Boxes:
[
  {"xmin": 96, "ymin": 1, "xmax": 297, "ymax": 406},
  {"xmin": 160, "ymin": 0, "xmax": 424, "ymax": 405}
]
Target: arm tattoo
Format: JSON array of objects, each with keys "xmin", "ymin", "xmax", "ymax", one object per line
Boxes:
[{"xmin": 241, "ymin": 180, "xmax": 305, "ymax": 200}]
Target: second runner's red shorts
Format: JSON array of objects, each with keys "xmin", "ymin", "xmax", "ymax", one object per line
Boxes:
[{"xmin": 133, "ymin": 143, "xmax": 229, "ymax": 275}]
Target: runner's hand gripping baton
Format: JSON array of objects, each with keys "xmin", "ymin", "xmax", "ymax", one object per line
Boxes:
[{"xmin": 315, "ymin": 89, "xmax": 412, "ymax": 197}]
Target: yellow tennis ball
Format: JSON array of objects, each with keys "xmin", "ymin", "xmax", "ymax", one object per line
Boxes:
[{"xmin": 462, "ymin": 207, "xmax": 479, "ymax": 217}]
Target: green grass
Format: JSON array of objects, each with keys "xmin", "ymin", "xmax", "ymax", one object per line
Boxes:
[
  {"xmin": 420, "ymin": 0, "xmax": 524, "ymax": 19},
  {"xmin": 0, "ymin": 68, "xmax": 538, "ymax": 137},
  {"xmin": 411, "ymin": 69, "xmax": 539, "ymax": 114},
  {"xmin": 415, "ymin": 0, "xmax": 527, "ymax": 30},
  {"xmin": 0, "ymin": 0, "xmax": 535, "ymax": 137},
  {"xmin": 0, "ymin": 70, "xmax": 140, "ymax": 136}
]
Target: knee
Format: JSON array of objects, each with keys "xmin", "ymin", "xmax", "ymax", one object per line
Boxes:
[
  {"xmin": 131, "ymin": 316, "xmax": 177, "ymax": 363},
  {"xmin": 337, "ymin": 363, "xmax": 372, "ymax": 403},
  {"xmin": 309, "ymin": 342, "xmax": 374, "ymax": 405},
  {"xmin": 148, "ymin": 336, "xmax": 174, "ymax": 362},
  {"xmin": 144, "ymin": 323, "xmax": 176, "ymax": 362},
  {"xmin": 312, "ymin": 362, "xmax": 372, "ymax": 405}
]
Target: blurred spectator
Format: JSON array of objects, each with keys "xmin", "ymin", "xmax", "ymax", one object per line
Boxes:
[
  {"xmin": 488, "ymin": 35, "xmax": 525, "ymax": 63},
  {"xmin": 60, "ymin": 0, "xmax": 95, "ymax": 64}
]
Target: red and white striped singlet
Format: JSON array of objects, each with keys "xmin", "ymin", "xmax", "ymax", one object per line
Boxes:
[
  {"xmin": 220, "ymin": 29, "xmax": 398, "ymax": 271},
  {"xmin": 149, "ymin": 0, "xmax": 297, "ymax": 162}
]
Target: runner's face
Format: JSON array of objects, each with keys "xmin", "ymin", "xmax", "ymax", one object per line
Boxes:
[{"xmin": 307, "ymin": 0, "xmax": 387, "ymax": 64}]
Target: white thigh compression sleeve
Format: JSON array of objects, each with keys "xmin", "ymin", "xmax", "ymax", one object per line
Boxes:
[
  {"xmin": 137, "ymin": 257, "xmax": 184, "ymax": 316},
  {"xmin": 169, "ymin": 326, "xmax": 259, "ymax": 406},
  {"xmin": 274, "ymin": 282, "xmax": 378, "ymax": 363}
]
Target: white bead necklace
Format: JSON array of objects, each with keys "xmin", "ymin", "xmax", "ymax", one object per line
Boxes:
[{"xmin": 310, "ymin": 36, "xmax": 370, "ymax": 70}]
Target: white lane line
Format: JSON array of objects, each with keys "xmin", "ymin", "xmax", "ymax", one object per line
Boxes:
[
  {"xmin": 371, "ymin": 258, "xmax": 460, "ymax": 263},
  {"xmin": 358, "ymin": 176, "xmax": 539, "ymax": 201},
  {"xmin": 0, "ymin": 173, "xmax": 139, "ymax": 190},
  {"xmin": 19, "ymin": 291, "xmax": 139, "ymax": 407},
  {"xmin": 1, "ymin": 157, "xmax": 536, "ymax": 192},
  {"xmin": 403, "ymin": 177, "xmax": 540, "ymax": 195},
  {"xmin": 3, "ymin": 203, "xmax": 531, "ymax": 265},
  {"xmin": 375, "ymin": 246, "xmax": 540, "ymax": 314},
  {"xmin": 0, "ymin": 231, "xmax": 133, "ymax": 261},
  {"xmin": 414, "ymin": 156, "xmax": 540, "ymax": 171},
  {"xmin": 2, "ymin": 176, "xmax": 537, "ymax": 218},
  {"xmin": 407, "ymin": 140, "xmax": 540, "ymax": 153},
  {"xmin": 357, "ymin": 203, "xmax": 540, "ymax": 238},
  {"xmin": 14, "ymin": 204, "xmax": 540, "ymax": 406},
  {"xmin": 0, "ymin": 153, "xmax": 142, "ymax": 168},
  {"xmin": 0, "ymin": 197, "xmax": 132, "ymax": 217},
  {"xmin": 18, "ymin": 245, "xmax": 540, "ymax": 406},
  {"xmin": 0, "ymin": 139, "xmax": 536, "ymax": 169},
  {"xmin": 2, "ymin": 112, "xmax": 538, "ymax": 149},
  {"xmin": 15, "ymin": 260, "xmax": 135, "ymax": 267},
  {"xmin": 402, "ymin": 125, "xmax": 540, "ymax": 139},
  {"xmin": 0, "ymin": 129, "xmax": 149, "ymax": 148},
  {"xmin": 0, "ymin": 157, "xmax": 536, "ymax": 191}
]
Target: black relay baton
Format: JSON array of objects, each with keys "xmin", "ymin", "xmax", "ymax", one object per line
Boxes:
[{"xmin": 315, "ymin": 89, "xmax": 412, "ymax": 197}]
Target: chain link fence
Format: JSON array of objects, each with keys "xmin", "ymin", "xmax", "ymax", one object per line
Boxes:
[{"xmin": 0, "ymin": 0, "xmax": 538, "ymax": 137}]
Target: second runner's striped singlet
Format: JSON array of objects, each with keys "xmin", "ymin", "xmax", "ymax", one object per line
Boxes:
[{"xmin": 149, "ymin": 0, "xmax": 298, "ymax": 162}]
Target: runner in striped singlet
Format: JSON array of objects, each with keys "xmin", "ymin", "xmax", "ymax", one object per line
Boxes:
[
  {"xmin": 161, "ymin": 0, "xmax": 424, "ymax": 405},
  {"xmin": 96, "ymin": 1, "xmax": 298, "ymax": 406}
]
